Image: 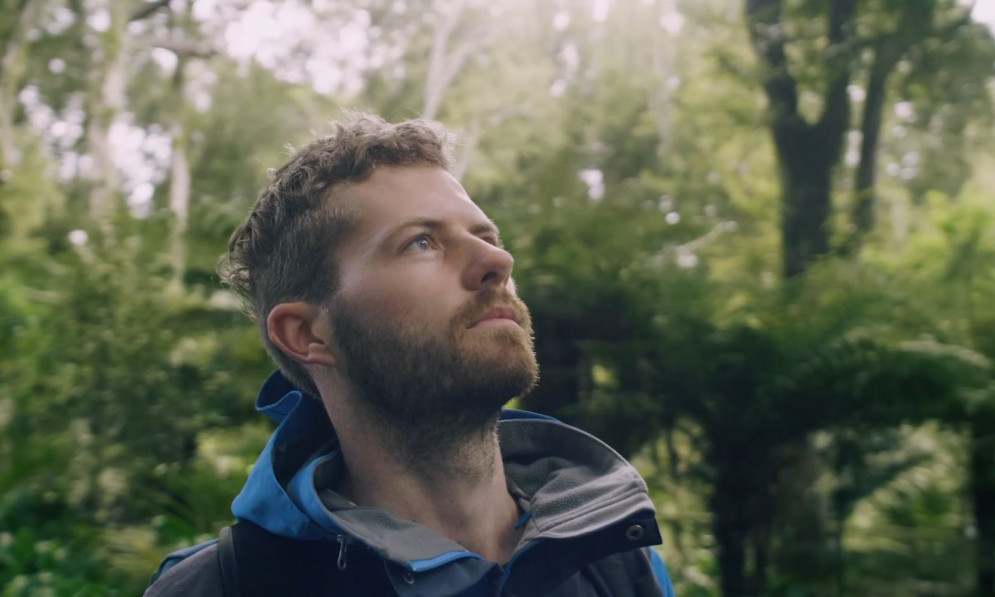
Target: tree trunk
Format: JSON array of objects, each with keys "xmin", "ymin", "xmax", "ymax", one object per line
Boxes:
[
  {"xmin": 422, "ymin": 0, "xmax": 467, "ymax": 120},
  {"xmin": 0, "ymin": 35, "xmax": 23, "ymax": 179},
  {"xmin": 710, "ymin": 436, "xmax": 781, "ymax": 597},
  {"xmin": 0, "ymin": 0, "xmax": 31, "ymax": 78},
  {"xmin": 168, "ymin": 54, "xmax": 190, "ymax": 289},
  {"xmin": 717, "ymin": 522, "xmax": 748, "ymax": 596},
  {"xmin": 168, "ymin": 121, "xmax": 190, "ymax": 288},
  {"xmin": 713, "ymin": 460, "xmax": 750, "ymax": 596},
  {"xmin": 781, "ymin": 157, "xmax": 833, "ymax": 278},
  {"xmin": 848, "ymin": 39, "xmax": 901, "ymax": 252},
  {"xmin": 86, "ymin": 0, "xmax": 129, "ymax": 225},
  {"xmin": 647, "ymin": 0, "xmax": 677, "ymax": 160},
  {"xmin": 749, "ymin": 526, "xmax": 770, "ymax": 595},
  {"xmin": 746, "ymin": 0, "xmax": 855, "ymax": 277},
  {"xmin": 0, "ymin": 0, "xmax": 32, "ymax": 179},
  {"xmin": 971, "ymin": 416, "xmax": 995, "ymax": 597}
]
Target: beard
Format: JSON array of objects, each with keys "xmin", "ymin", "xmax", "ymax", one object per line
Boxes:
[{"xmin": 328, "ymin": 287, "xmax": 538, "ymax": 467}]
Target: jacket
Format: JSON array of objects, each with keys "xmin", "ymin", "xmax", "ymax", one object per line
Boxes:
[{"xmin": 146, "ymin": 372, "xmax": 677, "ymax": 596}]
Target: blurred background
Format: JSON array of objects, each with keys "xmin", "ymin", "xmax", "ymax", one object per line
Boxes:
[{"xmin": 2, "ymin": 0, "xmax": 995, "ymax": 594}]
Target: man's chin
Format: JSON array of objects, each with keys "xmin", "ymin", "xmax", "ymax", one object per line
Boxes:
[
  {"xmin": 478, "ymin": 363, "xmax": 539, "ymax": 405},
  {"xmin": 463, "ymin": 347, "xmax": 537, "ymax": 388},
  {"xmin": 444, "ymin": 357, "xmax": 536, "ymax": 411}
]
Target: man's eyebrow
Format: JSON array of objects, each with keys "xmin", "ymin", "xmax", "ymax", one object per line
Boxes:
[
  {"xmin": 384, "ymin": 218, "xmax": 503, "ymax": 246},
  {"xmin": 381, "ymin": 219, "xmax": 444, "ymax": 248},
  {"xmin": 469, "ymin": 221, "xmax": 503, "ymax": 245}
]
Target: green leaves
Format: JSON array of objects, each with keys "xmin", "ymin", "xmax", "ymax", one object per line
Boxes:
[{"xmin": 0, "ymin": 0, "xmax": 994, "ymax": 593}]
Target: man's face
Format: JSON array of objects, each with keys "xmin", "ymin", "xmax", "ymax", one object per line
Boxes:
[{"xmin": 326, "ymin": 166, "xmax": 538, "ymax": 431}]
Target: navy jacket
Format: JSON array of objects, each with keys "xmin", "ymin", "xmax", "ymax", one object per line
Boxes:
[{"xmin": 146, "ymin": 372, "xmax": 677, "ymax": 596}]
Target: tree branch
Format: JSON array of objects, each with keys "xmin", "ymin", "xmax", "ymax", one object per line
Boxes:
[
  {"xmin": 0, "ymin": 0, "xmax": 31, "ymax": 78},
  {"xmin": 422, "ymin": 0, "xmax": 466, "ymax": 119},
  {"xmin": 844, "ymin": 2, "xmax": 955, "ymax": 252},
  {"xmin": 745, "ymin": 0, "xmax": 801, "ymax": 129},
  {"xmin": 816, "ymin": 0, "xmax": 857, "ymax": 158},
  {"xmin": 130, "ymin": 0, "xmax": 170, "ymax": 22},
  {"xmin": 845, "ymin": 44, "xmax": 889, "ymax": 251},
  {"xmin": 152, "ymin": 39, "xmax": 218, "ymax": 59}
]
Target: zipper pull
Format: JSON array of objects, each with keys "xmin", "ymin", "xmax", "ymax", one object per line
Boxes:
[{"xmin": 335, "ymin": 535, "xmax": 351, "ymax": 570}]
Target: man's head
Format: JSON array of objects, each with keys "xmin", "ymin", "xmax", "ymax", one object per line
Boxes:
[
  {"xmin": 219, "ymin": 113, "xmax": 453, "ymax": 395},
  {"xmin": 219, "ymin": 113, "xmax": 538, "ymax": 429}
]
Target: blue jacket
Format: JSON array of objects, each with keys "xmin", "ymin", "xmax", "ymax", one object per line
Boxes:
[{"xmin": 147, "ymin": 372, "xmax": 677, "ymax": 596}]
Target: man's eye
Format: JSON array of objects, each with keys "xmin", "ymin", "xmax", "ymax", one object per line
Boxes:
[{"xmin": 406, "ymin": 235, "xmax": 433, "ymax": 252}]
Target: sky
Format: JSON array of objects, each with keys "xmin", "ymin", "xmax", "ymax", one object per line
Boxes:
[{"xmin": 974, "ymin": 0, "xmax": 995, "ymax": 28}]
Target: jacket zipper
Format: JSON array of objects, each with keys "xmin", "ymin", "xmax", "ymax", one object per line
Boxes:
[{"xmin": 335, "ymin": 535, "xmax": 351, "ymax": 570}]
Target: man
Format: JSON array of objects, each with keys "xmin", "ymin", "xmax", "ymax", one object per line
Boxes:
[{"xmin": 146, "ymin": 113, "xmax": 676, "ymax": 596}]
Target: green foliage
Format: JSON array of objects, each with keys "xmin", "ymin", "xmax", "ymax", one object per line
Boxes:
[
  {"xmin": 0, "ymin": 212, "xmax": 271, "ymax": 591},
  {"xmin": 2, "ymin": 0, "xmax": 995, "ymax": 594}
]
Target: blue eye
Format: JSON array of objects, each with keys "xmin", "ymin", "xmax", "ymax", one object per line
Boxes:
[{"xmin": 407, "ymin": 235, "xmax": 432, "ymax": 252}]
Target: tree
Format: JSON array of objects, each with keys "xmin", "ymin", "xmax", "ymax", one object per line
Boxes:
[
  {"xmin": 3, "ymin": 0, "xmax": 995, "ymax": 593},
  {"xmin": 0, "ymin": 0, "xmax": 32, "ymax": 182},
  {"xmin": 745, "ymin": 0, "xmax": 995, "ymax": 274},
  {"xmin": 928, "ymin": 202, "xmax": 995, "ymax": 597},
  {"xmin": 745, "ymin": 0, "xmax": 856, "ymax": 277}
]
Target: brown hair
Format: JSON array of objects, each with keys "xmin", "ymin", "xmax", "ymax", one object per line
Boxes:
[{"xmin": 218, "ymin": 112, "xmax": 453, "ymax": 396}]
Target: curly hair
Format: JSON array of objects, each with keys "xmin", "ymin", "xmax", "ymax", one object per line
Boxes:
[{"xmin": 218, "ymin": 112, "xmax": 453, "ymax": 396}]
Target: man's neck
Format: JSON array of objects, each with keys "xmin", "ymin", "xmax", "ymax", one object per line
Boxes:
[{"xmin": 328, "ymin": 403, "xmax": 524, "ymax": 564}]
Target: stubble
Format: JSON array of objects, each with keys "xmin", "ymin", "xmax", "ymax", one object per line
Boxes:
[{"xmin": 329, "ymin": 288, "xmax": 538, "ymax": 480}]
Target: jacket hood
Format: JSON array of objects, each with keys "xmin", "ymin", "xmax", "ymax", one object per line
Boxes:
[{"xmin": 231, "ymin": 371, "xmax": 661, "ymax": 578}]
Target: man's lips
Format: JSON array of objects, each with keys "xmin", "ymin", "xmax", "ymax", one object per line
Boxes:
[{"xmin": 470, "ymin": 306, "xmax": 520, "ymax": 328}]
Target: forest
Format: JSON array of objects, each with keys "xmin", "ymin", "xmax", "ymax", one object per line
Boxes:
[{"xmin": 2, "ymin": 0, "xmax": 995, "ymax": 594}]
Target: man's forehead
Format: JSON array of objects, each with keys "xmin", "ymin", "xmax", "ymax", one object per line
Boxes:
[{"xmin": 337, "ymin": 166, "xmax": 490, "ymax": 229}]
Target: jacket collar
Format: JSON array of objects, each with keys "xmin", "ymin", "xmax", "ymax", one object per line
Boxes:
[{"xmin": 232, "ymin": 371, "xmax": 661, "ymax": 574}]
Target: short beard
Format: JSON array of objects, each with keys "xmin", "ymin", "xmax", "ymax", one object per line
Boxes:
[{"xmin": 329, "ymin": 288, "xmax": 538, "ymax": 478}]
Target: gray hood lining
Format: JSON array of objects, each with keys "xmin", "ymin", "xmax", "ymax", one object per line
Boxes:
[{"xmin": 312, "ymin": 417, "xmax": 657, "ymax": 565}]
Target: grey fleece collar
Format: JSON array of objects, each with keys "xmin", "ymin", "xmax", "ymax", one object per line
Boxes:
[{"xmin": 309, "ymin": 417, "xmax": 658, "ymax": 566}]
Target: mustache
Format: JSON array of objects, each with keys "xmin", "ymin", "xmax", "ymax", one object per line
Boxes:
[{"xmin": 456, "ymin": 289, "xmax": 532, "ymax": 331}]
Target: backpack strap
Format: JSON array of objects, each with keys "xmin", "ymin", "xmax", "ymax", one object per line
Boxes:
[
  {"xmin": 217, "ymin": 525, "xmax": 240, "ymax": 597},
  {"xmin": 214, "ymin": 520, "xmax": 395, "ymax": 596},
  {"xmin": 149, "ymin": 539, "xmax": 219, "ymax": 587},
  {"xmin": 216, "ymin": 520, "xmax": 327, "ymax": 596}
]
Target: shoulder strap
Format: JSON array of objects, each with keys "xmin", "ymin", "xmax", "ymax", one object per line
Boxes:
[
  {"xmin": 149, "ymin": 539, "xmax": 219, "ymax": 587},
  {"xmin": 217, "ymin": 525, "xmax": 240, "ymax": 597},
  {"xmin": 217, "ymin": 520, "xmax": 325, "ymax": 596},
  {"xmin": 214, "ymin": 520, "xmax": 395, "ymax": 597}
]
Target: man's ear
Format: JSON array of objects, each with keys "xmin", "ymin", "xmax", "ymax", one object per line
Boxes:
[{"xmin": 266, "ymin": 302, "xmax": 338, "ymax": 367}]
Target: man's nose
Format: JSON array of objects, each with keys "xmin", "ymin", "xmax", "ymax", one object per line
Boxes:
[{"xmin": 462, "ymin": 239, "xmax": 514, "ymax": 291}]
